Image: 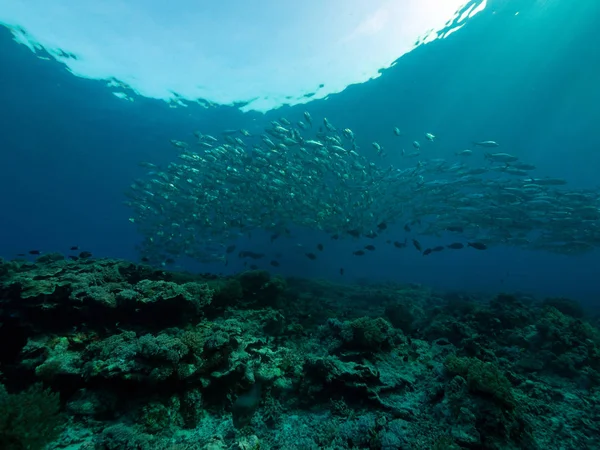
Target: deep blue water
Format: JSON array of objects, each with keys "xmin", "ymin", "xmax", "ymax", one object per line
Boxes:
[{"xmin": 1, "ymin": 0, "xmax": 599, "ymax": 302}]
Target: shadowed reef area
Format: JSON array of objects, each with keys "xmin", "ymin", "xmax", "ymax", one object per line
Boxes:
[{"xmin": 0, "ymin": 255, "xmax": 599, "ymax": 449}]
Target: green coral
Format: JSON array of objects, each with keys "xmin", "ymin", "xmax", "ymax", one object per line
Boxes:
[
  {"xmin": 18, "ymin": 278, "xmax": 64, "ymax": 299},
  {"xmin": 0, "ymin": 383, "xmax": 64, "ymax": 450},
  {"xmin": 210, "ymin": 278, "xmax": 244, "ymax": 304},
  {"xmin": 83, "ymin": 331, "xmax": 196, "ymax": 382},
  {"xmin": 34, "ymin": 336, "xmax": 82, "ymax": 380},
  {"xmin": 349, "ymin": 317, "xmax": 397, "ymax": 351},
  {"xmin": 444, "ymin": 356, "xmax": 515, "ymax": 409},
  {"xmin": 542, "ymin": 297, "xmax": 584, "ymax": 318},
  {"xmin": 134, "ymin": 279, "xmax": 213, "ymax": 310},
  {"xmin": 432, "ymin": 435, "xmax": 460, "ymax": 450},
  {"xmin": 236, "ymin": 270, "xmax": 287, "ymax": 306},
  {"xmin": 140, "ymin": 397, "xmax": 183, "ymax": 434},
  {"xmin": 534, "ymin": 306, "xmax": 600, "ymax": 379},
  {"xmin": 35, "ymin": 253, "xmax": 65, "ymax": 264}
]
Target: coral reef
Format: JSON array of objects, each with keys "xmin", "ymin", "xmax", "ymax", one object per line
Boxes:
[{"xmin": 0, "ymin": 257, "xmax": 599, "ymax": 449}]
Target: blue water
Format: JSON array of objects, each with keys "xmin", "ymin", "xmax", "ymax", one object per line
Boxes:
[{"xmin": 1, "ymin": 0, "xmax": 599, "ymax": 302}]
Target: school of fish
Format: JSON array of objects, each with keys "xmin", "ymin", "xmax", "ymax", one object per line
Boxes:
[{"xmin": 124, "ymin": 112, "xmax": 600, "ymax": 265}]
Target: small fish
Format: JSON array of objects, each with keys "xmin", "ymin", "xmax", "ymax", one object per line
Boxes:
[
  {"xmin": 432, "ymin": 246, "xmax": 445, "ymax": 252},
  {"xmin": 372, "ymin": 142, "xmax": 383, "ymax": 155},
  {"xmin": 304, "ymin": 111, "xmax": 312, "ymax": 126},
  {"xmin": 364, "ymin": 245, "xmax": 375, "ymax": 251},
  {"xmin": 270, "ymin": 260, "xmax": 280, "ymax": 267},
  {"xmin": 226, "ymin": 245, "xmax": 236, "ymax": 253},
  {"xmin": 16, "ymin": 253, "xmax": 26, "ymax": 257},
  {"xmin": 79, "ymin": 251, "xmax": 93, "ymax": 259},
  {"xmin": 331, "ymin": 234, "xmax": 339, "ymax": 240},
  {"xmin": 304, "ymin": 139, "xmax": 323, "ymax": 149},
  {"xmin": 455, "ymin": 150, "xmax": 472, "ymax": 156},
  {"xmin": 317, "ymin": 243, "xmax": 324, "ymax": 251},
  {"xmin": 502, "ymin": 167, "xmax": 529, "ymax": 176},
  {"xmin": 376, "ymin": 222, "xmax": 387, "ymax": 231},
  {"xmin": 393, "ymin": 240, "xmax": 407, "ymax": 248},
  {"xmin": 404, "ymin": 224, "xmax": 411, "ymax": 232},
  {"xmin": 29, "ymin": 250, "xmax": 42, "ymax": 255},
  {"xmin": 447, "ymin": 243, "xmax": 464, "ymax": 249},
  {"xmin": 468, "ymin": 242, "xmax": 488, "ymax": 250},
  {"xmin": 353, "ymin": 250, "xmax": 365, "ymax": 256},
  {"xmin": 340, "ymin": 268, "xmax": 345, "ymax": 276},
  {"xmin": 68, "ymin": 255, "xmax": 79, "ymax": 261},
  {"xmin": 511, "ymin": 163, "xmax": 536, "ymax": 170},
  {"xmin": 255, "ymin": 248, "xmax": 270, "ymax": 259},
  {"xmin": 270, "ymin": 233, "xmax": 280, "ymax": 243},
  {"xmin": 393, "ymin": 127, "xmax": 402, "ymax": 136},
  {"xmin": 473, "ymin": 140, "xmax": 499, "ymax": 147},
  {"xmin": 525, "ymin": 177, "xmax": 567, "ymax": 186},
  {"xmin": 346, "ymin": 229, "xmax": 361, "ymax": 238},
  {"xmin": 423, "ymin": 248, "xmax": 433, "ymax": 256},
  {"xmin": 141, "ymin": 257, "xmax": 150, "ymax": 262},
  {"xmin": 412, "ymin": 239, "xmax": 422, "ymax": 252},
  {"xmin": 425, "ymin": 132, "xmax": 435, "ymax": 141},
  {"xmin": 70, "ymin": 246, "xmax": 79, "ymax": 251},
  {"xmin": 402, "ymin": 150, "xmax": 420, "ymax": 158},
  {"xmin": 239, "ymin": 251, "xmax": 264, "ymax": 260},
  {"xmin": 412, "ymin": 141, "xmax": 420, "ymax": 149},
  {"xmin": 323, "ymin": 117, "xmax": 336, "ymax": 132},
  {"xmin": 170, "ymin": 139, "xmax": 188, "ymax": 149},
  {"xmin": 305, "ymin": 252, "xmax": 317, "ymax": 260},
  {"xmin": 445, "ymin": 226, "xmax": 464, "ymax": 233},
  {"xmin": 364, "ymin": 231, "xmax": 378, "ymax": 239},
  {"xmin": 485, "ymin": 152, "xmax": 518, "ymax": 163}
]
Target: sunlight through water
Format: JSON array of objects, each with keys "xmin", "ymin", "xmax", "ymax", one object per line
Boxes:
[{"xmin": 0, "ymin": 0, "xmax": 486, "ymax": 111}]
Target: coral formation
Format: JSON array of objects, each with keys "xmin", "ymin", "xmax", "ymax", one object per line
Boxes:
[{"xmin": 0, "ymin": 257, "xmax": 599, "ymax": 449}]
